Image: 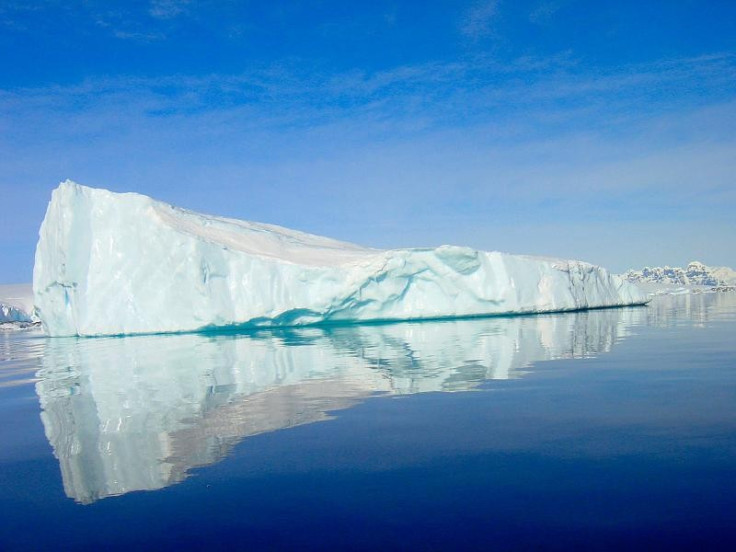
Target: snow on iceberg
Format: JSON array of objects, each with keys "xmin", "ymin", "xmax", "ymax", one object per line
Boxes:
[{"xmin": 33, "ymin": 180, "xmax": 647, "ymax": 337}]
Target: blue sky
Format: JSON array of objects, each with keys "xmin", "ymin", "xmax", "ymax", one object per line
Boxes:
[{"xmin": 1, "ymin": 1, "xmax": 735, "ymax": 282}]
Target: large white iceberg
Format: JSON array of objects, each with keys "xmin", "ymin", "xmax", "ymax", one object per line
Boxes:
[{"xmin": 34, "ymin": 181, "xmax": 646, "ymax": 337}]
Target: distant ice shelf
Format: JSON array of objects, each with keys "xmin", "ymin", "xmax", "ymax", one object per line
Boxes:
[{"xmin": 33, "ymin": 181, "xmax": 647, "ymax": 337}]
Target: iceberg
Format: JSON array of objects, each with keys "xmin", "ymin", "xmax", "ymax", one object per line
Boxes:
[
  {"xmin": 33, "ymin": 181, "xmax": 647, "ymax": 337},
  {"xmin": 0, "ymin": 301, "xmax": 31, "ymax": 324},
  {"xmin": 0, "ymin": 303, "xmax": 30, "ymax": 324},
  {"xmin": 0, "ymin": 283, "xmax": 37, "ymax": 325}
]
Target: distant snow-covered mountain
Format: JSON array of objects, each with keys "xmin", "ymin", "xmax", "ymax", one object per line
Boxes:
[{"xmin": 622, "ymin": 261, "xmax": 736, "ymax": 287}]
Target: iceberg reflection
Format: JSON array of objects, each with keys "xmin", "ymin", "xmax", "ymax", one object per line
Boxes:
[{"xmin": 36, "ymin": 307, "xmax": 643, "ymax": 503}]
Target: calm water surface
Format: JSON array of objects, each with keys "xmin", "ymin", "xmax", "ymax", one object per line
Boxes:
[{"xmin": 1, "ymin": 293, "xmax": 736, "ymax": 550}]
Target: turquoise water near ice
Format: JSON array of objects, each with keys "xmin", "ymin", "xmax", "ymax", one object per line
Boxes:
[{"xmin": 1, "ymin": 293, "xmax": 736, "ymax": 550}]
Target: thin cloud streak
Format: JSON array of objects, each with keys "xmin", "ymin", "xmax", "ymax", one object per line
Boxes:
[
  {"xmin": 148, "ymin": 0, "xmax": 191, "ymax": 20},
  {"xmin": 529, "ymin": 1, "xmax": 568, "ymax": 24},
  {"xmin": 2, "ymin": 53, "xmax": 733, "ymax": 132},
  {"xmin": 460, "ymin": 1, "xmax": 499, "ymax": 39}
]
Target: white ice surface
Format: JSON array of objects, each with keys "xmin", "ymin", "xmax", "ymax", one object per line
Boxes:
[{"xmin": 34, "ymin": 181, "xmax": 647, "ymax": 337}]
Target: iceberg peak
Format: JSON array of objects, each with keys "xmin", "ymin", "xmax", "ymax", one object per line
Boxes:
[{"xmin": 33, "ymin": 181, "xmax": 647, "ymax": 337}]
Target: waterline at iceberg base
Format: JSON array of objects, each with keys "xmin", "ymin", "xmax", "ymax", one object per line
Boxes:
[{"xmin": 33, "ymin": 181, "xmax": 647, "ymax": 337}]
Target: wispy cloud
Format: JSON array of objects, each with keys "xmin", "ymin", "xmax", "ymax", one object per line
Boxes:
[
  {"xmin": 110, "ymin": 29, "xmax": 165, "ymax": 41},
  {"xmin": 0, "ymin": 1, "xmax": 42, "ymax": 31},
  {"xmin": 529, "ymin": 1, "xmax": 567, "ymax": 25},
  {"xmin": 84, "ymin": 4, "xmax": 162, "ymax": 41},
  {"xmin": 1, "ymin": 53, "xmax": 735, "ymax": 273},
  {"xmin": 460, "ymin": 0, "xmax": 499, "ymax": 39},
  {"xmin": 2, "ymin": 53, "xmax": 734, "ymax": 139},
  {"xmin": 0, "ymin": 1, "xmax": 189, "ymax": 41},
  {"xmin": 148, "ymin": 0, "xmax": 191, "ymax": 20}
]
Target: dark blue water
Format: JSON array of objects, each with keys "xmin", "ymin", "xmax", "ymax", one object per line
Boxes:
[{"xmin": 1, "ymin": 293, "xmax": 736, "ymax": 550}]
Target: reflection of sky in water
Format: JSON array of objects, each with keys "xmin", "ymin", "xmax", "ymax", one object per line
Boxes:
[{"xmin": 34, "ymin": 306, "xmax": 650, "ymax": 503}]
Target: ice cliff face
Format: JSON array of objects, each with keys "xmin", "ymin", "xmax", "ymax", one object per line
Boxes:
[
  {"xmin": 623, "ymin": 261, "xmax": 736, "ymax": 287},
  {"xmin": 34, "ymin": 181, "xmax": 647, "ymax": 337}
]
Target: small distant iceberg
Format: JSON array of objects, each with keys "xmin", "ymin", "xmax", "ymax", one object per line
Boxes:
[
  {"xmin": 33, "ymin": 181, "xmax": 647, "ymax": 337},
  {"xmin": 0, "ymin": 283, "xmax": 38, "ymax": 328}
]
